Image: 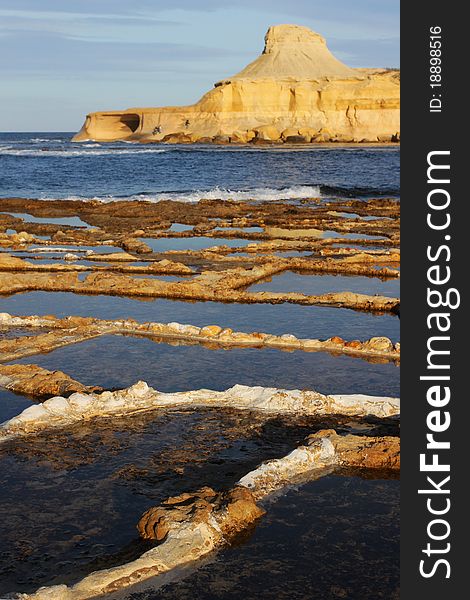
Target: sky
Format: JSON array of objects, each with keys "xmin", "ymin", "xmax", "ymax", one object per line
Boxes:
[{"xmin": 0, "ymin": 1, "xmax": 399, "ymax": 132}]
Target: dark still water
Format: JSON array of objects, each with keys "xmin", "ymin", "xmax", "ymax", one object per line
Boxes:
[
  {"xmin": 0, "ymin": 408, "xmax": 345, "ymax": 595},
  {"xmin": 127, "ymin": 471, "xmax": 399, "ymax": 600},
  {"xmin": 0, "ymin": 133, "xmax": 399, "ymax": 201}
]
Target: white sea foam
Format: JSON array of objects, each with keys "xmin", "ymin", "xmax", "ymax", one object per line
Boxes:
[
  {"xmin": 0, "ymin": 147, "xmax": 168, "ymax": 157},
  {"xmin": 30, "ymin": 138, "xmax": 57, "ymax": 143},
  {"xmin": 128, "ymin": 185, "xmax": 321, "ymax": 203},
  {"xmin": 39, "ymin": 185, "xmax": 321, "ymax": 204}
]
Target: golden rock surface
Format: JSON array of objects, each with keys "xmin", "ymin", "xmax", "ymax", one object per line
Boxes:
[{"xmin": 73, "ymin": 25, "xmax": 399, "ymax": 144}]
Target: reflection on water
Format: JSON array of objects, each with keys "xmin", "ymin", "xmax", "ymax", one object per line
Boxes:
[
  {"xmin": 1, "ymin": 212, "xmax": 92, "ymax": 229},
  {"xmin": 264, "ymin": 226, "xmax": 387, "ymax": 241},
  {"xmin": 0, "ymin": 293, "xmax": 400, "ymax": 341},
  {"xmin": 140, "ymin": 237, "xmax": 253, "ymax": 252},
  {"xmin": 0, "ymin": 389, "xmax": 34, "ymax": 422},
  {"xmin": 130, "ymin": 471, "xmax": 399, "ymax": 600},
  {"xmin": 250, "ymin": 271, "xmax": 400, "ymax": 298},
  {"xmin": 169, "ymin": 223, "xmax": 194, "ymax": 232},
  {"xmin": 72, "ymin": 273, "xmax": 195, "ymax": 282},
  {"xmin": 15, "ymin": 334, "xmax": 399, "ymax": 397},
  {"xmin": 0, "ymin": 407, "xmax": 330, "ymax": 595}
]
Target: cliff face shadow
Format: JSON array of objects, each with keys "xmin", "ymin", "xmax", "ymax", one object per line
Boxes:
[{"xmin": 81, "ymin": 112, "xmax": 141, "ymax": 141}]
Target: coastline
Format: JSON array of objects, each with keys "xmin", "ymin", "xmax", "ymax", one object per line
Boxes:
[
  {"xmin": 0, "ymin": 141, "xmax": 400, "ymax": 598},
  {"xmin": 0, "ymin": 7, "xmax": 405, "ymax": 598}
]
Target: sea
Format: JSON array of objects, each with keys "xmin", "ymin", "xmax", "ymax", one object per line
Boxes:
[
  {"xmin": 0, "ymin": 132, "xmax": 400, "ymax": 599},
  {"xmin": 0, "ymin": 132, "xmax": 399, "ymax": 201}
]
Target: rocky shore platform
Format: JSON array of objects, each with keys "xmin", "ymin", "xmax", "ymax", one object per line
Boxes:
[{"xmin": 0, "ymin": 193, "xmax": 400, "ymax": 598}]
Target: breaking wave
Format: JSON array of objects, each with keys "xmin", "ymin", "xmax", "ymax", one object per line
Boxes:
[
  {"xmin": 30, "ymin": 137, "xmax": 58, "ymax": 143},
  {"xmin": 139, "ymin": 185, "xmax": 322, "ymax": 203},
  {"xmin": 39, "ymin": 185, "xmax": 322, "ymax": 203}
]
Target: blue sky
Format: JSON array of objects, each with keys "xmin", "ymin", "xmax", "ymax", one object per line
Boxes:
[{"xmin": 0, "ymin": 1, "xmax": 399, "ymax": 131}]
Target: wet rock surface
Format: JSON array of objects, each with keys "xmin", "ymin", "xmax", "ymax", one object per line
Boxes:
[
  {"xmin": 0, "ymin": 364, "xmax": 102, "ymax": 398},
  {"xmin": 126, "ymin": 472, "xmax": 399, "ymax": 600},
  {"xmin": 0, "ymin": 192, "xmax": 400, "ymax": 598},
  {"xmin": 137, "ymin": 485, "xmax": 265, "ymax": 543},
  {"xmin": 1, "ymin": 198, "xmax": 399, "ymax": 314},
  {"xmin": 0, "ymin": 408, "xmax": 345, "ymax": 595},
  {"xmin": 11, "ymin": 426, "xmax": 399, "ymax": 599},
  {"xmin": 0, "ymin": 313, "xmax": 400, "ymax": 362}
]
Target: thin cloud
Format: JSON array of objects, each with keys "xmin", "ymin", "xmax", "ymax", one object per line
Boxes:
[
  {"xmin": 0, "ymin": 9, "xmax": 181, "ymax": 25},
  {"xmin": 0, "ymin": 0, "xmax": 399, "ymax": 130},
  {"xmin": 0, "ymin": 29, "xmax": 250, "ymax": 75},
  {"xmin": 0, "ymin": 0, "xmax": 398, "ymax": 21}
]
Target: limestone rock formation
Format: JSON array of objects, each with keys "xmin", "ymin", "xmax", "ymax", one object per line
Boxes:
[
  {"xmin": 73, "ymin": 24, "xmax": 399, "ymax": 144},
  {"xmin": 17, "ymin": 430, "xmax": 399, "ymax": 599},
  {"xmin": 0, "ymin": 364, "xmax": 102, "ymax": 398},
  {"xmin": 137, "ymin": 486, "xmax": 265, "ymax": 542},
  {"xmin": 0, "ymin": 381, "xmax": 400, "ymax": 441}
]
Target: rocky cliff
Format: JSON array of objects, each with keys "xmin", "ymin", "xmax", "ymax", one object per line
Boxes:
[{"xmin": 73, "ymin": 24, "xmax": 400, "ymax": 144}]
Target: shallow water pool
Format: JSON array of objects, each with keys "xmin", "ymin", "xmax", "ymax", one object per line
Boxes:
[
  {"xmin": 132, "ymin": 471, "xmax": 399, "ymax": 600},
  {"xmin": 250, "ymin": 271, "xmax": 400, "ymax": 298},
  {"xmin": 15, "ymin": 334, "xmax": 400, "ymax": 397},
  {"xmin": 141, "ymin": 237, "xmax": 253, "ymax": 252},
  {"xmin": 0, "ymin": 408, "xmax": 326, "ymax": 595},
  {"xmin": 0, "ymin": 292, "xmax": 400, "ymax": 342}
]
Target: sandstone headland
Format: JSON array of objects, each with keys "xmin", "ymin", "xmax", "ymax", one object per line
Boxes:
[{"xmin": 73, "ymin": 24, "xmax": 400, "ymax": 144}]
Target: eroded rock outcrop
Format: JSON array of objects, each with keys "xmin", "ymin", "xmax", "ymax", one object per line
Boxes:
[
  {"xmin": 73, "ymin": 25, "xmax": 399, "ymax": 143},
  {"xmin": 0, "ymin": 364, "xmax": 102, "ymax": 398},
  {"xmin": 137, "ymin": 485, "xmax": 265, "ymax": 542},
  {"xmin": 17, "ymin": 429, "xmax": 398, "ymax": 599}
]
